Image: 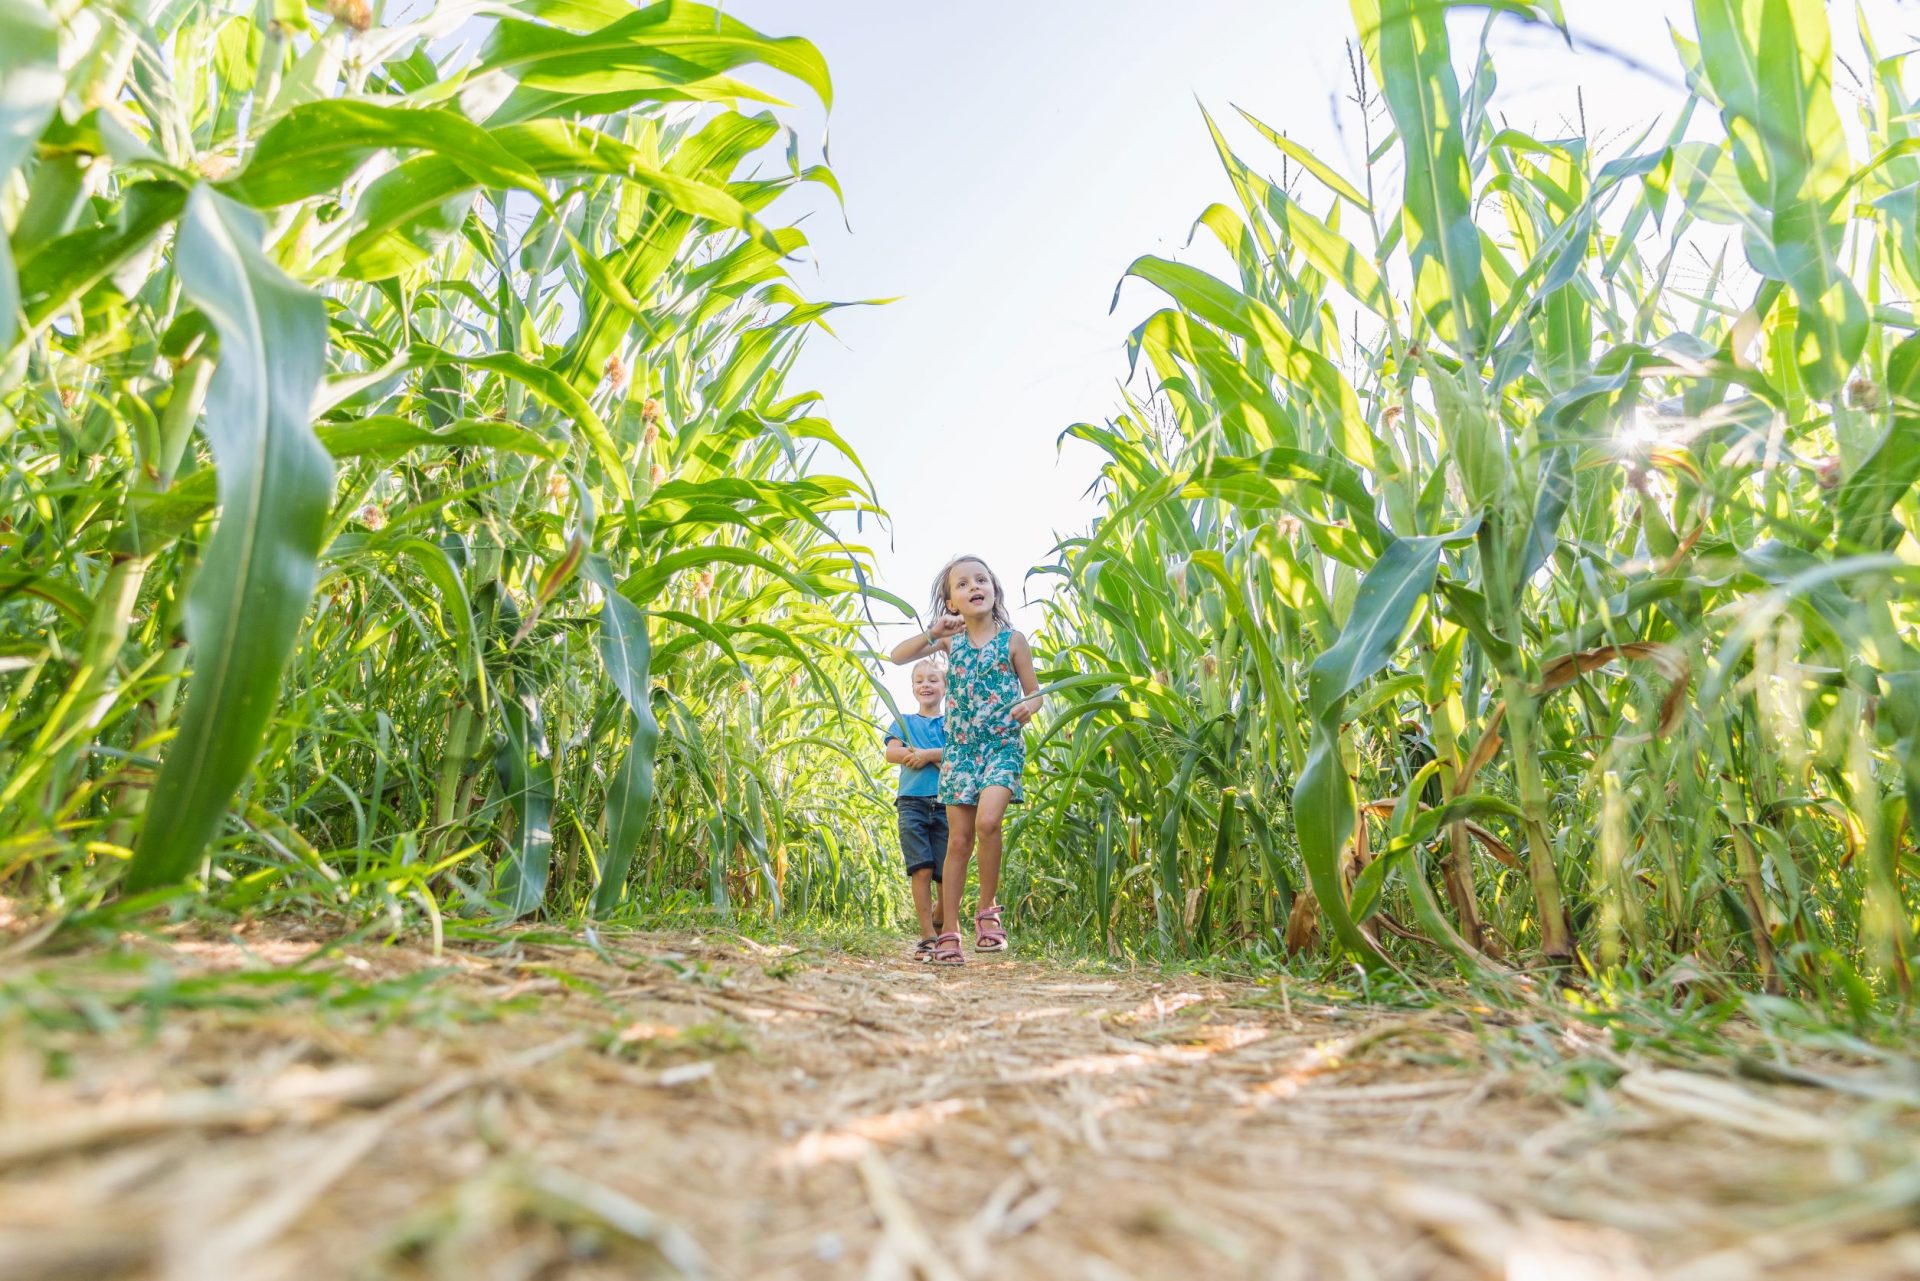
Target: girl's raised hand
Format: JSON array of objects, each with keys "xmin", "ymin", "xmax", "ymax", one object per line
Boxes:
[{"xmin": 929, "ymin": 612, "xmax": 965, "ymax": 639}]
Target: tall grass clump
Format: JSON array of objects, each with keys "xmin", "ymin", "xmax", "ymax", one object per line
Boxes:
[
  {"xmin": 0, "ymin": 0, "xmax": 903, "ymax": 926},
  {"xmin": 1021, "ymin": 0, "xmax": 1920, "ymax": 1012}
]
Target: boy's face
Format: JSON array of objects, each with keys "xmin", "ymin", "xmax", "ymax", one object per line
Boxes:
[
  {"xmin": 946, "ymin": 561, "xmax": 996, "ymax": 618},
  {"xmin": 913, "ymin": 666, "xmax": 945, "ymax": 706}
]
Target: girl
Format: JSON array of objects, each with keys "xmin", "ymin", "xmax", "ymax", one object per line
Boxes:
[{"xmin": 889, "ymin": 555, "xmax": 1042, "ymax": 966}]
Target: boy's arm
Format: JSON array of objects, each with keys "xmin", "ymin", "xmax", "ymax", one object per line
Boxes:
[
  {"xmin": 886, "ymin": 725, "xmax": 934, "ymax": 768},
  {"xmin": 1008, "ymin": 632, "xmax": 1043, "ymax": 725}
]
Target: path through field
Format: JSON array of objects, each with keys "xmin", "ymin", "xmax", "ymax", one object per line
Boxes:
[{"xmin": 3, "ymin": 925, "xmax": 1918, "ymax": 1280}]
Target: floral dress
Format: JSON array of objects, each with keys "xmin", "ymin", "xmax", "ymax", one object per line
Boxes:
[{"xmin": 939, "ymin": 626, "xmax": 1027, "ymax": 806}]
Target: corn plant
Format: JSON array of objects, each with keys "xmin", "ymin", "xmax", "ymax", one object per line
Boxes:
[
  {"xmin": 1022, "ymin": 0, "xmax": 1920, "ymax": 1008},
  {"xmin": 0, "ymin": 0, "xmax": 903, "ymax": 921}
]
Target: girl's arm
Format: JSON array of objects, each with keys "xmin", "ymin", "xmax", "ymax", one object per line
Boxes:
[
  {"xmin": 887, "ymin": 613, "xmax": 962, "ymax": 665},
  {"xmin": 1007, "ymin": 632, "xmax": 1043, "ymax": 725}
]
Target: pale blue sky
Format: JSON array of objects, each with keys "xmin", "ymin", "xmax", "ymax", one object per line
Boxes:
[{"xmin": 722, "ymin": 1, "xmax": 1911, "ymax": 650}]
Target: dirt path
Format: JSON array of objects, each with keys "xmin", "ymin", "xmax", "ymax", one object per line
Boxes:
[{"xmin": 2, "ymin": 924, "xmax": 1917, "ymax": 1280}]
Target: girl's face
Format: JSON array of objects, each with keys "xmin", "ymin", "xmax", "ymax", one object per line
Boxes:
[
  {"xmin": 946, "ymin": 561, "xmax": 997, "ymax": 620},
  {"xmin": 912, "ymin": 664, "xmax": 945, "ymax": 705}
]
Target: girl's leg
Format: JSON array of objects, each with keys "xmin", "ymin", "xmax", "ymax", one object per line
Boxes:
[
  {"xmin": 930, "ymin": 809, "xmax": 949, "ymax": 933},
  {"xmin": 910, "ymin": 867, "xmax": 936, "ymax": 938},
  {"xmin": 972, "ymin": 786, "xmax": 1014, "ymax": 914},
  {"xmin": 940, "ymin": 805, "xmax": 975, "ymax": 938}
]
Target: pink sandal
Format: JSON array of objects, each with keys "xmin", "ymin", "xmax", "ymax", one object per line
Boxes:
[
  {"xmin": 974, "ymin": 904, "xmax": 1007, "ymax": 952},
  {"xmin": 930, "ymin": 932, "xmax": 965, "ymax": 966}
]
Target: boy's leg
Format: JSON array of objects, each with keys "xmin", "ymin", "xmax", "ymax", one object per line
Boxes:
[
  {"xmin": 901, "ymin": 799, "xmax": 938, "ymax": 939},
  {"xmin": 973, "ymin": 786, "xmax": 1014, "ymax": 915},
  {"xmin": 939, "ymin": 805, "xmax": 975, "ymax": 939},
  {"xmin": 909, "ymin": 866, "xmax": 936, "ymax": 938}
]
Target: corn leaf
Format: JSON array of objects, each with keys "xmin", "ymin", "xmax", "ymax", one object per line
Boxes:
[
  {"xmin": 125, "ymin": 190, "xmax": 333, "ymax": 891},
  {"xmin": 493, "ymin": 684, "xmax": 556, "ymax": 918},
  {"xmin": 1352, "ymin": 0, "xmax": 1490, "ymax": 353},
  {"xmin": 0, "ymin": 0, "xmax": 61, "ymax": 351}
]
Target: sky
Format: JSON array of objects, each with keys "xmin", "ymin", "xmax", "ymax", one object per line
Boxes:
[{"xmin": 719, "ymin": 1, "xmax": 1915, "ymax": 658}]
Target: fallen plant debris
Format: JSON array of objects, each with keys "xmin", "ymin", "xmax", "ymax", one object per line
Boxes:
[{"xmin": 1, "ymin": 921, "xmax": 1916, "ymax": 1280}]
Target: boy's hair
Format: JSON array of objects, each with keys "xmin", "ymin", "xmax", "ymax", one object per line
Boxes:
[
  {"xmin": 930, "ymin": 555, "xmax": 1013, "ymax": 631},
  {"xmin": 911, "ymin": 656, "xmax": 947, "ymax": 680}
]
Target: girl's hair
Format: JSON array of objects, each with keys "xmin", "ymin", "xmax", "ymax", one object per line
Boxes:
[{"xmin": 930, "ymin": 555, "xmax": 1013, "ymax": 632}]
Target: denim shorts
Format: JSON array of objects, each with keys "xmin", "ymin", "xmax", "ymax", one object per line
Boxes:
[{"xmin": 896, "ymin": 796, "xmax": 947, "ymax": 879}]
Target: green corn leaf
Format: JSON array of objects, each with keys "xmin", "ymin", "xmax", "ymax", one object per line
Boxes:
[
  {"xmin": 1296, "ymin": 525, "xmax": 1478, "ymax": 966},
  {"xmin": 0, "ymin": 571, "xmax": 91, "ymax": 625},
  {"xmin": 1408, "ymin": 795, "xmax": 1529, "ymax": 846},
  {"xmin": 1347, "ymin": 844, "xmax": 1405, "ymax": 923},
  {"xmin": 1836, "ymin": 334, "xmax": 1920, "ymax": 552},
  {"xmin": 388, "ymin": 536, "xmax": 480, "ymax": 686},
  {"xmin": 648, "ymin": 606, "xmax": 746, "ymax": 671},
  {"xmin": 1195, "ymin": 787, "xmax": 1240, "ymax": 950},
  {"xmin": 586, "ymin": 559, "xmax": 659, "ymax": 915},
  {"xmin": 1197, "ymin": 561, "xmax": 1299, "ymax": 757},
  {"xmin": 315, "ymin": 415, "xmax": 566, "ymax": 463},
  {"xmin": 1183, "ymin": 448, "xmax": 1384, "ymax": 551},
  {"xmin": 1429, "ymin": 358, "xmax": 1507, "ymax": 512},
  {"xmin": 221, "ymin": 101, "xmax": 546, "ymax": 208},
  {"xmin": 17, "ymin": 181, "xmax": 189, "ymax": 330},
  {"xmin": 1520, "ymin": 440, "xmax": 1575, "ymax": 582},
  {"xmin": 1203, "ymin": 111, "xmax": 1393, "ymax": 322},
  {"xmin": 1128, "ymin": 308, "xmax": 1304, "ymax": 451},
  {"xmin": 1309, "ymin": 530, "xmax": 1470, "ymax": 714},
  {"xmin": 560, "ymin": 112, "xmax": 786, "ymax": 386},
  {"xmin": 1346, "ymin": 672, "xmax": 1423, "ymax": 724},
  {"xmin": 1352, "ymin": 0, "xmax": 1490, "ymax": 354},
  {"xmin": 1294, "ymin": 730, "xmax": 1378, "ymax": 961},
  {"xmin": 1155, "ymin": 741, "xmax": 1209, "ymax": 950},
  {"xmin": 1235, "ymin": 106, "xmax": 1371, "ymax": 211},
  {"xmin": 121, "ymin": 417, "xmax": 565, "ymax": 550},
  {"xmin": 1119, "ymin": 256, "xmax": 1375, "ymax": 469},
  {"xmin": 0, "ymin": 0, "xmax": 61, "ymax": 351},
  {"xmin": 620, "ymin": 544, "xmax": 818, "ymax": 605},
  {"xmin": 493, "ymin": 684, "xmax": 557, "ymax": 918},
  {"xmin": 1193, "ymin": 201, "xmax": 1267, "ymax": 291},
  {"xmin": 1267, "ymin": 187, "xmax": 1395, "ymax": 323},
  {"xmin": 416, "ymin": 346, "xmax": 633, "ymax": 506},
  {"xmin": 335, "ymin": 120, "xmax": 777, "ymax": 282},
  {"xmin": 1691, "ymin": 0, "xmax": 1863, "ymax": 397},
  {"xmin": 125, "ymin": 190, "xmax": 333, "ymax": 892},
  {"xmin": 483, "ymin": 1, "xmax": 831, "ymax": 109}
]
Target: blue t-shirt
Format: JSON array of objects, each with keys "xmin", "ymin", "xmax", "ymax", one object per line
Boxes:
[{"xmin": 886, "ymin": 713, "xmax": 946, "ymax": 798}]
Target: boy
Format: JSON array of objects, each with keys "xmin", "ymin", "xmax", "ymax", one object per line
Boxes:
[{"xmin": 884, "ymin": 658, "xmax": 948, "ymax": 959}]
